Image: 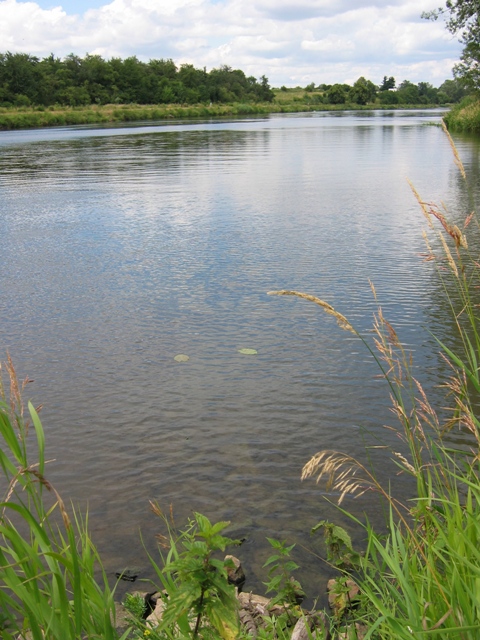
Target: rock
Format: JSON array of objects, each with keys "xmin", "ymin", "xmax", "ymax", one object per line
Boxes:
[
  {"xmin": 337, "ymin": 622, "xmax": 368, "ymax": 640},
  {"xmin": 291, "ymin": 613, "xmax": 330, "ymax": 640},
  {"xmin": 146, "ymin": 595, "xmax": 167, "ymax": 627},
  {"xmin": 225, "ymin": 554, "xmax": 246, "ymax": 587},
  {"xmin": 237, "ymin": 591, "xmax": 271, "ymax": 616},
  {"xmin": 327, "ymin": 578, "xmax": 360, "ymax": 618},
  {"xmin": 239, "ymin": 608, "xmax": 258, "ymax": 638},
  {"xmin": 113, "ymin": 601, "xmax": 132, "ymax": 636}
]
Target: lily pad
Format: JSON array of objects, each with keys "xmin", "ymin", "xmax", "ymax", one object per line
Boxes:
[
  {"xmin": 238, "ymin": 348, "xmax": 258, "ymax": 355},
  {"xmin": 174, "ymin": 354, "xmax": 190, "ymax": 362}
]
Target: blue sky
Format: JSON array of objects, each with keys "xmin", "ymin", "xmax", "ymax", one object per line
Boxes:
[
  {"xmin": 0, "ymin": 0, "xmax": 462, "ymax": 87},
  {"xmin": 34, "ymin": 0, "xmax": 103, "ymax": 8}
]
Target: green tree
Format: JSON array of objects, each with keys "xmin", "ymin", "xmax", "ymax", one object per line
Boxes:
[
  {"xmin": 417, "ymin": 81, "xmax": 439, "ymax": 104},
  {"xmin": 396, "ymin": 79, "xmax": 420, "ymax": 104},
  {"xmin": 380, "ymin": 75, "xmax": 395, "ymax": 91},
  {"xmin": 378, "ymin": 90, "xmax": 398, "ymax": 105},
  {"xmin": 438, "ymin": 78, "xmax": 469, "ymax": 102},
  {"xmin": 0, "ymin": 52, "xmax": 39, "ymax": 104},
  {"xmin": 82, "ymin": 54, "xmax": 116, "ymax": 103},
  {"xmin": 258, "ymin": 74, "xmax": 274, "ymax": 101},
  {"xmin": 423, "ymin": 2, "xmax": 480, "ymax": 88},
  {"xmin": 350, "ymin": 76, "xmax": 377, "ymax": 105},
  {"xmin": 326, "ymin": 83, "xmax": 348, "ymax": 104}
]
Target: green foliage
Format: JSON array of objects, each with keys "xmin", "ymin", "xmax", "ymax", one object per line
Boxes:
[
  {"xmin": 145, "ymin": 507, "xmax": 240, "ymax": 639},
  {"xmin": 263, "ymin": 539, "xmax": 304, "ymax": 612},
  {"xmin": 283, "ymin": 127, "xmax": 480, "ymax": 637},
  {"xmin": 0, "ymin": 361, "xmax": 124, "ymax": 640},
  {"xmin": 326, "ymin": 83, "xmax": 348, "ymax": 104},
  {"xmin": 444, "ymin": 95, "xmax": 480, "ymax": 132},
  {"xmin": 380, "ymin": 75, "xmax": 396, "ymax": 91},
  {"xmin": 350, "ymin": 76, "xmax": 377, "ymax": 105},
  {"xmin": 311, "ymin": 521, "xmax": 360, "ymax": 569},
  {"xmin": 124, "ymin": 592, "xmax": 147, "ymax": 620},
  {"xmin": 423, "ymin": 1, "xmax": 480, "ymax": 89},
  {"xmin": 378, "ymin": 90, "xmax": 398, "ymax": 105},
  {"xmin": 0, "ymin": 52, "xmax": 274, "ymax": 107}
]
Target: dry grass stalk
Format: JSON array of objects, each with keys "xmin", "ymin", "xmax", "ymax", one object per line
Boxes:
[
  {"xmin": 442, "ymin": 121, "xmax": 467, "ymax": 181},
  {"xmin": 1, "ymin": 354, "xmax": 34, "ymax": 425},
  {"xmin": 438, "ymin": 231, "xmax": 459, "ymax": 276},
  {"xmin": 430, "ymin": 207, "xmax": 468, "ymax": 250},
  {"xmin": 421, "ymin": 230, "xmax": 436, "ymax": 262},
  {"xmin": 267, "ymin": 290, "xmax": 355, "ymax": 334},
  {"xmin": 408, "ymin": 180, "xmax": 434, "ymax": 229},
  {"xmin": 464, "ymin": 212, "xmax": 474, "ymax": 228},
  {"xmin": 0, "ymin": 357, "xmax": 69, "ymax": 529},
  {"xmin": 392, "ymin": 451, "xmax": 416, "ymax": 475},
  {"xmin": 301, "ymin": 451, "xmax": 376, "ymax": 505}
]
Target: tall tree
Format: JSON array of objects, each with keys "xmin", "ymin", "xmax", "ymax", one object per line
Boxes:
[
  {"xmin": 380, "ymin": 75, "xmax": 396, "ymax": 91},
  {"xmin": 423, "ymin": 2, "xmax": 480, "ymax": 88},
  {"xmin": 350, "ymin": 76, "xmax": 377, "ymax": 105}
]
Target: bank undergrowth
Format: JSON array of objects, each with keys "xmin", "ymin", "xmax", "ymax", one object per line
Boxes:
[
  {"xmin": 444, "ymin": 94, "xmax": 480, "ymax": 132},
  {"xmin": 0, "ymin": 101, "xmax": 444, "ymax": 131},
  {"xmin": 0, "ymin": 355, "xmax": 126, "ymax": 640},
  {"xmin": 269, "ymin": 124, "xmax": 480, "ymax": 638}
]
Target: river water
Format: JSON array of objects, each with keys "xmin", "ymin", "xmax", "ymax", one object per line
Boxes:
[{"xmin": 0, "ymin": 109, "xmax": 478, "ymax": 598}]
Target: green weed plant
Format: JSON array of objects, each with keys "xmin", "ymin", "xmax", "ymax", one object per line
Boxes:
[{"xmin": 143, "ymin": 506, "xmax": 240, "ymax": 639}]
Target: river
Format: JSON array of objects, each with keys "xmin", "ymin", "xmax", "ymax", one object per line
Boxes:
[{"xmin": 0, "ymin": 109, "xmax": 477, "ymax": 599}]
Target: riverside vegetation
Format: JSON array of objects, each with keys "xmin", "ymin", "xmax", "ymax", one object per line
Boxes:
[
  {"xmin": 0, "ymin": 50, "xmax": 470, "ymax": 130},
  {"xmin": 2, "ymin": 125, "xmax": 480, "ymax": 638},
  {"xmin": 444, "ymin": 94, "xmax": 480, "ymax": 132}
]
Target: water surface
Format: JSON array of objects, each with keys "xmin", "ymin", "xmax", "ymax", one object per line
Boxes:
[{"xmin": 0, "ymin": 109, "xmax": 476, "ymax": 597}]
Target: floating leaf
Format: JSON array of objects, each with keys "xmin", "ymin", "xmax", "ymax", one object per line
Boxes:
[
  {"xmin": 174, "ymin": 354, "xmax": 190, "ymax": 362},
  {"xmin": 238, "ymin": 348, "xmax": 258, "ymax": 355}
]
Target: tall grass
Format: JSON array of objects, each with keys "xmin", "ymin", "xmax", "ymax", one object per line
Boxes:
[
  {"xmin": 0, "ymin": 355, "xmax": 126, "ymax": 640},
  {"xmin": 444, "ymin": 95, "xmax": 480, "ymax": 133},
  {"xmin": 272, "ymin": 126, "xmax": 480, "ymax": 638},
  {"xmin": 0, "ymin": 102, "xmax": 281, "ymax": 130},
  {"xmin": 0, "ymin": 101, "xmax": 425, "ymax": 131}
]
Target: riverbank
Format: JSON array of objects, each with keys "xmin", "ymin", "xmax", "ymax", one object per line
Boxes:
[
  {"xmin": 0, "ymin": 100, "xmax": 445, "ymax": 130},
  {"xmin": 443, "ymin": 95, "xmax": 480, "ymax": 132}
]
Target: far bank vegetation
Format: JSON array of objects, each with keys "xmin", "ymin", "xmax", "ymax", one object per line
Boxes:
[{"xmin": 0, "ymin": 52, "xmax": 472, "ymax": 130}]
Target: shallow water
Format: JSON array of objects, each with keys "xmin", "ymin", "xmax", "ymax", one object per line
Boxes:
[{"xmin": 0, "ymin": 109, "xmax": 477, "ymax": 599}]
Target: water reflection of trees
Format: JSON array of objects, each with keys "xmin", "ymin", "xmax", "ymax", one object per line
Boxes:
[{"xmin": 0, "ymin": 128, "xmax": 269, "ymax": 183}]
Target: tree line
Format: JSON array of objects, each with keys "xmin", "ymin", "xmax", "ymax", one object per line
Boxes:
[
  {"xmin": 0, "ymin": 52, "xmax": 275, "ymax": 107},
  {"xmin": 297, "ymin": 76, "xmax": 469, "ymax": 106},
  {"xmin": 0, "ymin": 51, "xmax": 472, "ymax": 110}
]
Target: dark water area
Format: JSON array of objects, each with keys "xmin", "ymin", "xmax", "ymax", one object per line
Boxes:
[{"xmin": 1, "ymin": 109, "xmax": 478, "ymax": 600}]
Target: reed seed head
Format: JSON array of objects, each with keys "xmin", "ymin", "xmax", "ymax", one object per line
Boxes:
[{"xmin": 267, "ymin": 290, "xmax": 356, "ymax": 334}]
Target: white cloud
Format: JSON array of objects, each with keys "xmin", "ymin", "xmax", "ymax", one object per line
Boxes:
[{"xmin": 0, "ymin": 0, "xmax": 463, "ymax": 86}]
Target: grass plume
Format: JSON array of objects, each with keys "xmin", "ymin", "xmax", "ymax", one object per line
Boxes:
[
  {"xmin": 271, "ymin": 127, "xmax": 480, "ymax": 637},
  {"xmin": 267, "ymin": 290, "xmax": 356, "ymax": 334}
]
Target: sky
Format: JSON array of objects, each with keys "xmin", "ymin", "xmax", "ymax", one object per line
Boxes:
[{"xmin": 0, "ymin": 0, "xmax": 463, "ymax": 87}]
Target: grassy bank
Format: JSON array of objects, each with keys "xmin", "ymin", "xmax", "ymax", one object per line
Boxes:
[
  {"xmin": 444, "ymin": 94, "xmax": 480, "ymax": 132},
  {"xmin": 0, "ymin": 100, "xmax": 444, "ymax": 131}
]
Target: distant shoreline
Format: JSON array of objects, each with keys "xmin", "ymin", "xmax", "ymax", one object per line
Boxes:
[{"xmin": 0, "ymin": 102, "xmax": 447, "ymax": 131}]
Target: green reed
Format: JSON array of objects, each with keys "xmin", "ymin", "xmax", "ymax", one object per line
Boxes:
[
  {"xmin": 444, "ymin": 95, "xmax": 480, "ymax": 133},
  {"xmin": 0, "ymin": 357, "xmax": 126, "ymax": 640}
]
